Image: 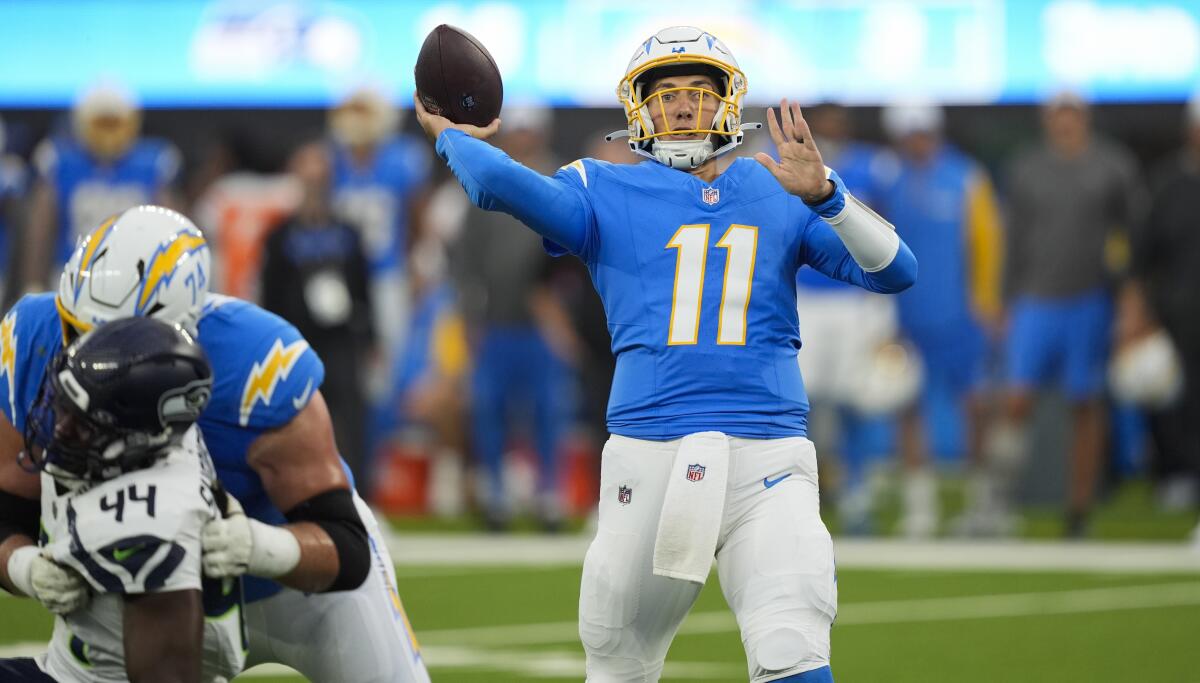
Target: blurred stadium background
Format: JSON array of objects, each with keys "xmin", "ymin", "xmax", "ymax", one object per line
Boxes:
[{"xmin": 1, "ymin": 0, "xmax": 1199, "ymax": 680}]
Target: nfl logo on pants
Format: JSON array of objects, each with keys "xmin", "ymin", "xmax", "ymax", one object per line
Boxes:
[
  {"xmin": 686, "ymin": 464, "xmax": 706, "ymax": 482},
  {"xmin": 618, "ymin": 485, "xmax": 632, "ymax": 504}
]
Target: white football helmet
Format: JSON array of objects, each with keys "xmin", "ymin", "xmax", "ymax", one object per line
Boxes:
[
  {"xmin": 1109, "ymin": 330, "xmax": 1183, "ymax": 408},
  {"xmin": 848, "ymin": 341, "xmax": 925, "ymax": 416},
  {"xmin": 57, "ymin": 205, "xmax": 212, "ymax": 341},
  {"xmin": 613, "ymin": 26, "xmax": 753, "ymax": 169},
  {"xmin": 329, "ymin": 86, "xmax": 399, "ymax": 149},
  {"xmin": 72, "ymin": 82, "xmax": 142, "ymax": 161}
]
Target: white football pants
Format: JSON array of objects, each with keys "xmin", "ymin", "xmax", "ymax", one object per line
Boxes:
[
  {"xmin": 580, "ymin": 434, "xmax": 837, "ymax": 683},
  {"xmin": 243, "ymin": 495, "xmax": 429, "ymax": 683}
]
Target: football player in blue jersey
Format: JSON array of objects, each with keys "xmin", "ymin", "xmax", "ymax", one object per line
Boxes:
[
  {"xmin": 415, "ymin": 25, "xmax": 917, "ymax": 683},
  {"xmin": 790, "ymin": 103, "xmax": 904, "ymax": 535},
  {"xmin": 0, "ymin": 206, "xmax": 429, "ymax": 682},
  {"xmin": 23, "ymin": 84, "xmax": 182, "ymax": 293},
  {"xmin": 328, "ymin": 86, "xmax": 433, "ymax": 461},
  {"xmin": 874, "ymin": 104, "xmax": 1005, "ymax": 538}
]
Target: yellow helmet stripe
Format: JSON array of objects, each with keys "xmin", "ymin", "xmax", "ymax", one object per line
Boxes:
[
  {"xmin": 55, "ymin": 294, "xmax": 94, "ymax": 342},
  {"xmin": 71, "ymin": 213, "xmax": 119, "ymax": 303},
  {"xmin": 136, "ymin": 232, "xmax": 207, "ymax": 313}
]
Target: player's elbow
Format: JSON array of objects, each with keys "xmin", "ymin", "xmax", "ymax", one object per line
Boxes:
[
  {"xmin": 284, "ymin": 488, "xmax": 372, "ymax": 592},
  {"xmin": 867, "ymin": 242, "xmax": 918, "ymax": 293}
]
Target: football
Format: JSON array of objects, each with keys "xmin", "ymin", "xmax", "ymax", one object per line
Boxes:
[{"xmin": 414, "ymin": 24, "xmax": 503, "ymax": 127}]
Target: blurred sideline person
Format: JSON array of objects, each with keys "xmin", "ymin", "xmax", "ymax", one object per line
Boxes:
[
  {"xmin": 874, "ymin": 103, "xmax": 1004, "ymax": 537},
  {"xmin": 417, "ymin": 25, "xmax": 916, "ymax": 683},
  {"xmin": 547, "ymin": 130, "xmax": 634, "ymax": 504},
  {"xmin": 0, "ymin": 206, "xmax": 430, "ymax": 682},
  {"xmin": 1120, "ymin": 93, "xmax": 1200, "ymax": 547},
  {"xmin": 791, "ymin": 103, "xmax": 904, "ymax": 534},
  {"xmin": 23, "ymin": 83, "xmax": 181, "ymax": 292},
  {"xmin": 448, "ymin": 106, "xmax": 576, "ymax": 531},
  {"xmin": 0, "ymin": 115, "xmax": 28, "ymax": 309},
  {"xmin": 328, "ymin": 87, "xmax": 433, "ymax": 459},
  {"xmin": 0, "ymin": 317, "xmax": 245, "ymax": 683},
  {"xmin": 261, "ymin": 141, "xmax": 375, "ymax": 491},
  {"xmin": 1000, "ymin": 92, "xmax": 1143, "ymax": 537}
]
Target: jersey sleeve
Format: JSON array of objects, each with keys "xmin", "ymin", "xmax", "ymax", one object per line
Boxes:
[
  {"xmin": 228, "ymin": 309, "xmax": 325, "ymax": 430},
  {"xmin": 546, "ymin": 159, "xmax": 601, "ymax": 260},
  {"xmin": 49, "ymin": 461, "xmax": 209, "ymax": 596},
  {"xmin": 797, "ymin": 170, "xmax": 917, "ymax": 294},
  {"xmin": 964, "ymin": 166, "xmax": 1004, "ymax": 322},
  {"xmin": 435, "ymin": 129, "xmax": 596, "ymax": 257},
  {"xmin": 0, "ymin": 305, "xmax": 21, "ymax": 426},
  {"xmin": 0, "ymin": 294, "xmax": 60, "ymax": 429}
]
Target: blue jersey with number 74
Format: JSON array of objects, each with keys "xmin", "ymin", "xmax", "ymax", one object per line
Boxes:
[{"xmin": 436, "ymin": 130, "xmax": 916, "ymax": 440}]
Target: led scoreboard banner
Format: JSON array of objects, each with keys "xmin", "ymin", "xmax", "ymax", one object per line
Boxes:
[{"xmin": 0, "ymin": 0, "xmax": 1197, "ymax": 107}]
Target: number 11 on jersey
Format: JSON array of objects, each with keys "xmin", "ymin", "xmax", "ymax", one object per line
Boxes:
[{"xmin": 667, "ymin": 224, "xmax": 758, "ymax": 346}]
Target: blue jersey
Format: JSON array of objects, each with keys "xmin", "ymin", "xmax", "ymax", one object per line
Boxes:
[
  {"xmin": 436, "ymin": 130, "xmax": 916, "ymax": 440},
  {"xmin": 330, "ymin": 135, "xmax": 430, "ymax": 275},
  {"xmin": 34, "ymin": 136, "xmax": 180, "ymax": 267},
  {"xmin": 0, "ymin": 293, "xmax": 325, "ymax": 602},
  {"xmin": 796, "ymin": 141, "xmax": 883, "ymax": 292},
  {"xmin": 871, "ymin": 146, "xmax": 1003, "ymax": 348}
]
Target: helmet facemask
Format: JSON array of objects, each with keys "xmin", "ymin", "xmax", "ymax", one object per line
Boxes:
[
  {"xmin": 614, "ymin": 28, "xmax": 752, "ymax": 170},
  {"xmin": 23, "ymin": 359, "xmax": 169, "ymax": 484}
]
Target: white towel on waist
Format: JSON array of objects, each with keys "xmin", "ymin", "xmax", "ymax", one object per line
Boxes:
[{"xmin": 652, "ymin": 431, "xmax": 730, "ymax": 584}]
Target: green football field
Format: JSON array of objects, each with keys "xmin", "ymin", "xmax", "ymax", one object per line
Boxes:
[
  {"xmin": 1, "ymin": 483, "xmax": 1196, "ymax": 682},
  {"xmin": 3, "ymin": 561, "xmax": 1198, "ymax": 682}
]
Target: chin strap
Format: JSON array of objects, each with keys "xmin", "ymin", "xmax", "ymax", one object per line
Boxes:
[{"xmin": 607, "ymin": 122, "xmax": 762, "ymax": 170}]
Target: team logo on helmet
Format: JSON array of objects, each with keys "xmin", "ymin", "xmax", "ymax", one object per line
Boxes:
[{"xmin": 136, "ymin": 232, "xmax": 208, "ymax": 315}]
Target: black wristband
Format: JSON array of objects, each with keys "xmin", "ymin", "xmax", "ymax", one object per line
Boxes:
[
  {"xmin": 0, "ymin": 489, "xmax": 40, "ymax": 546},
  {"xmin": 283, "ymin": 488, "xmax": 370, "ymax": 592}
]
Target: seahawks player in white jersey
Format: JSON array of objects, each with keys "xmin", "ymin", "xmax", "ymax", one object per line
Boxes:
[
  {"xmin": 0, "ymin": 316, "xmax": 244, "ymax": 682},
  {"xmin": 0, "ymin": 206, "xmax": 427, "ymax": 682}
]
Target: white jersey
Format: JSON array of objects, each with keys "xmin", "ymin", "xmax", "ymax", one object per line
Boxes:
[{"xmin": 37, "ymin": 427, "xmax": 246, "ymax": 683}]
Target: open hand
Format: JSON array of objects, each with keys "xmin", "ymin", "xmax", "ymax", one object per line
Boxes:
[
  {"xmin": 413, "ymin": 92, "xmax": 501, "ymax": 143},
  {"xmin": 754, "ymin": 99, "xmax": 832, "ymax": 203}
]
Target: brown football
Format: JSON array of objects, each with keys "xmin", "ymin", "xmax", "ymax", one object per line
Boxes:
[{"xmin": 414, "ymin": 24, "xmax": 503, "ymax": 127}]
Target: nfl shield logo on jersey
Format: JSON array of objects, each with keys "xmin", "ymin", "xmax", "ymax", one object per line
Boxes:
[
  {"xmin": 702, "ymin": 187, "xmax": 719, "ymax": 205},
  {"xmin": 686, "ymin": 464, "xmax": 706, "ymax": 482},
  {"xmin": 618, "ymin": 485, "xmax": 632, "ymax": 505}
]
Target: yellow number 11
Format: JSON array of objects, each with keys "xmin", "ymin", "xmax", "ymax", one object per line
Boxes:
[{"xmin": 666, "ymin": 224, "xmax": 759, "ymax": 346}]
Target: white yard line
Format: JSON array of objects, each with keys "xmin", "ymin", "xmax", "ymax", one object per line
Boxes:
[
  {"xmin": 5, "ymin": 581, "xmax": 1197, "ymax": 680},
  {"xmin": 417, "ymin": 580, "xmax": 1200, "ymax": 647},
  {"xmin": 383, "ymin": 532, "xmax": 1200, "ymax": 574}
]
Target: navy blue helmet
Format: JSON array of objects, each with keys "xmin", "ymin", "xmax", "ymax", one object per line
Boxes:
[{"xmin": 23, "ymin": 317, "xmax": 213, "ymax": 482}]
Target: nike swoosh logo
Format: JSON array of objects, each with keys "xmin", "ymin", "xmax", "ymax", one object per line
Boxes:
[
  {"xmin": 112, "ymin": 544, "xmax": 145, "ymax": 562},
  {"xmin": 292, "ymin": 379, "xmax": 315, "ymax": 410},
  {"xmin": 763, "ymin": 473, "xmax": 792, "ymax": 489}
]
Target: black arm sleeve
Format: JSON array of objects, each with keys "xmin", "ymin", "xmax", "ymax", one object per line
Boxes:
[
  {"xmin": 0, "ymin": 489, "xmax": 39, "ymax": 546},
  {"xmin": 283, "ymin": 488, "xmax": 370, "ymax": 592}
]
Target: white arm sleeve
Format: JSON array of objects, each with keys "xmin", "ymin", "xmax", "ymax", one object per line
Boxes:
[{"xmin": 823, "ymin": 192, "xmax": 901, "ymax": 272}]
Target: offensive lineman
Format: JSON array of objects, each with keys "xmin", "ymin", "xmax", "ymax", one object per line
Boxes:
[
  {"xmin": 0, "ymin": 316, "xmax": 244, "ymax": 682},
  {"xmin": 0, "ymin": 206, "xmax": 428, "ymax": 682},
  {"xmin": 415, "ymin": 26, "xmax": 916, "ymax": 683}
]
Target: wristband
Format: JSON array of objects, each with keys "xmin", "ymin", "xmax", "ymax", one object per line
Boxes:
[
  {"xmin": 247, "ymin": 519, "xmax": 302, "ymax": 578},
  {"xmin": 6, "ymin": 545, "xmax": 38, "ymax": 597}
]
